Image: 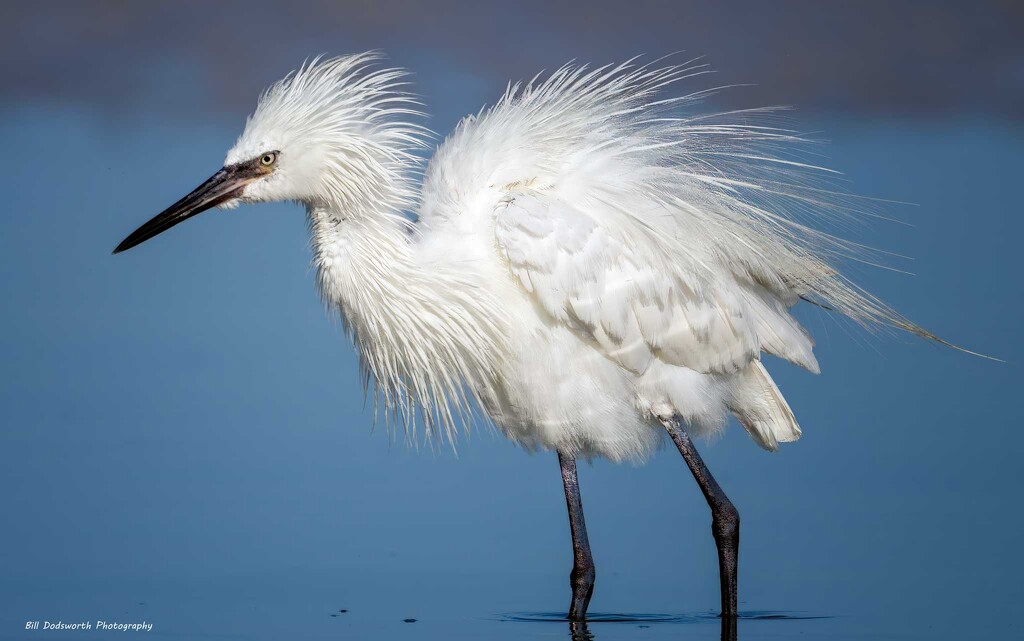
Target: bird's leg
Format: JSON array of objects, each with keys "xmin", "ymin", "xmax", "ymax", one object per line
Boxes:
[
  {"xmin": 661, "ymin": 419, "xmax": 740, "ymax": 618},
  {"xmin": 558, "ymin": 452, "xmax": 595, "ymax": 621},
  {"xmin": 720, "ymin": 613, "xmax": 738, "ymax": 641}
]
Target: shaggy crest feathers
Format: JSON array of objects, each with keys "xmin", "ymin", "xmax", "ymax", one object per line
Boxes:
[{"xmin": 228, "ymin": 53, "xmax": 429, "ymax": 215}]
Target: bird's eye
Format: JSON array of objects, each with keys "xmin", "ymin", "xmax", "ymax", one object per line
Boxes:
[{"xmin": 260, "ymin": 152, "xmax": 278, "ymax": 166}]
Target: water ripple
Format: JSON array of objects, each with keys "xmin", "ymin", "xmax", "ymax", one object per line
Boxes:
[{"xmin": 500, "ymin": 610, "xmax": 832, "ymax": 624}]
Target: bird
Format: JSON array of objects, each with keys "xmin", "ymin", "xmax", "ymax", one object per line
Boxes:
[{"xmin": 113, "ymin": 53, "xmax": 978, "ymax": 621}]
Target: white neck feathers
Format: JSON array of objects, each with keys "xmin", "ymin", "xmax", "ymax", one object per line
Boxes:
[{"xmin": 308, "ymin": 206, "xmax": 506, "ymax": 446}]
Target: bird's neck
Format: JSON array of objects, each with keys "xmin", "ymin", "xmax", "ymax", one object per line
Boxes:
[
  {"xmin": 309, "ymin": 203, "xmax": 416, "ymax": 309},
  {"xmin": 307, "ymin": 202, "xmax": 506, "ymax": 442}
]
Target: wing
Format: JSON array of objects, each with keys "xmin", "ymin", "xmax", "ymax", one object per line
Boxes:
[
  {"xmin": 494, "ymin": 189, "xmax": 819, "ymax": 377},
  {"xmin": 421, "ymin": 60, "xmax": 927, "ymax": 352},
  {"xmin": 418, "ymin": 60, "xmax": 943, "ymax": 450}
]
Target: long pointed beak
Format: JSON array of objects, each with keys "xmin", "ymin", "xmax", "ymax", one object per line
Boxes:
[{"xmin": 112, "ymin": 165, "xmax": 256, "ymax": 254}]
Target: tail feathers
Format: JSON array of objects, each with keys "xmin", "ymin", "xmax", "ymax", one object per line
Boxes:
[{"xmin": 728, "ymin": 360, "xmax": 801, "ymax": 451}]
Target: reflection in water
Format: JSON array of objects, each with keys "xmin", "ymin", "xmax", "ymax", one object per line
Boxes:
[
  {"xmin": 568, "ymin": 620, "xmax": 593, "ymax": 641},
  {"xmin": 567, "ymin": 615, "xmax": 735, "ymax": 640},
  {"xmin": 503, "ymin": 610, "xmax": 828, "ymax": 641},
  {"xmin": 505, "ymin": 612, "xmax": 693, "ymax": 623}
]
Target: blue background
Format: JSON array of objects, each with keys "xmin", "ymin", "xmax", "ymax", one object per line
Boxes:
[{"xmin": 1, "ymin": 2, "xmax": 1021, "ymax": 640}]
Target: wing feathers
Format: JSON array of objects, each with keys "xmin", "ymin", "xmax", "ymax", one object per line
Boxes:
[
  {"xmin": 729, "ymin": 360, "xmax": 802, "ymax": 451},
  {"xmin": 496, "ymin": 191, "xmax": 815, "ymax": 377},
  {"xmin": 417, "ymin": 59, "xmax": 881, "ymax": 451}
]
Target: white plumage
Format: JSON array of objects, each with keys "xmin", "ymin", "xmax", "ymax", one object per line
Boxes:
[
  {"xmin": 112, "ymin": 52, "xmax": 986, "ymax": 620},
  {"xmin": 163, "ymin": 54, "xmax": 944, "ymax": 460}
]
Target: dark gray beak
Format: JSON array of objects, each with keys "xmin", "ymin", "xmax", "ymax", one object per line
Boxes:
[{"xmin": 112, "ymin": 165, "xmax": 256, "ymax": 254}]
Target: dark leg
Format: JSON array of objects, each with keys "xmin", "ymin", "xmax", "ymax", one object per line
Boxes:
[
  {"xmin": 662, "ymin": 419, "xmax": 740, "ymax": 618},
  {"xmin": 720, "ymin": 614, "xmax": 738, "ymax": 641},
  {"xmin": 559, "ymin": 452, "xmax": 595, "ymax": 621}
]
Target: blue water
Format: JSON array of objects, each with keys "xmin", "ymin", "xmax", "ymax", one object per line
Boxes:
[
  {"xmin": 0, "ymin": 572, "xmax": 1011, "ymax": 640},
  {"xmin": 0, "ymin": 104, "xmax": 1021, "ymax": 639}
]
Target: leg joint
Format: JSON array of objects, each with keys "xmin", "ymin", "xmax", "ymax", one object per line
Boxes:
[
  {"xmin": 712, "ymin": 500, "xmax": 740, "ymax": 542},
  {"xmin": 570, "ymin": 561, "xmax": 596, "ymax": 592}
]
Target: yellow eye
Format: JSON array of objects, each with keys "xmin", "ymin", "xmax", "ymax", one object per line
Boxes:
[{"xmin": 260, "ymin": 152, "xmax": 277, "ymax": 166}]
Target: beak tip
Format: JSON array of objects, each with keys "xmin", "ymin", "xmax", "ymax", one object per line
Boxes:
[{"xmin": 111, "ymin": 164, "xmax": 244, "ymax": 258}]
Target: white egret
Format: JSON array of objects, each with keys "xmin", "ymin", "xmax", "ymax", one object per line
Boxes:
[{"xmin": 114, "ymin": 53, "xmax": 974, "ymax": 621}]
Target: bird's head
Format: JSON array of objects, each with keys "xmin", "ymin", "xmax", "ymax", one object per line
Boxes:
[{"xmin": 114, "ymin": 53, "xmax": 425, "ymax": 254}]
